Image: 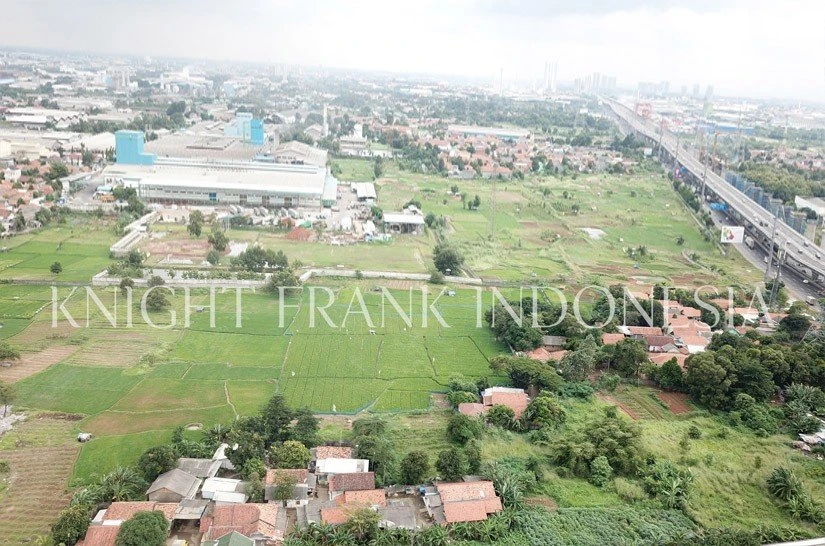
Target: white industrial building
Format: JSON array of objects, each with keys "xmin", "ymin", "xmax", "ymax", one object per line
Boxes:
[{"xmin": 101, "ymin": 159, "xmax": 336, "ymax": 209}]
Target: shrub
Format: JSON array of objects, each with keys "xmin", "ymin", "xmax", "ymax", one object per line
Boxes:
[
  {"xmin": 446, "ymin": 413, "xmax": 484, "ymax": 445},
  {"xmin": 643, "ymin": 460, "xmax": 693, "ymax": 510},
  {"xmin": 115, "ymin": 510, "xmax": 168, "ymax": 546},
  {"xmin": 613, "ymin": 477, "xmax": 646, "ymax": 503},
  {"xmin": 687, "ymin": 425, "xmax": 702, "ymax": 439},
  {"xmin": 589, "ymin": 456, "xmax": 612, "ymax": 487},
  {"xmin": 767, "ymin": 467, "xmax": 803, "ymax": 503},
  {"xmin": 559, "ymin": 381, "xmax": 595, "ymax": 399},
  {"xmin": 52, "ymin": 504, "xmax": 92, "ymax": 546}
]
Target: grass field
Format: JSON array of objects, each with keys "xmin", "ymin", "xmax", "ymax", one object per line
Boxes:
[{"xmin": 0, "ymin": 216, "xmax": 116, "ymax": 282}]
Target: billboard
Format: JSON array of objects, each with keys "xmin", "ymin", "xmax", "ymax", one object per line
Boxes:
[{"xmin": 720, "ymin": 226, "xmax": 745, "ymax": 244}]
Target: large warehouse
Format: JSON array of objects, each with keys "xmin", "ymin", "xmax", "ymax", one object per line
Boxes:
[
  {"xmin": 104, "ymin": 131, "xmax": 336, "ymax": 208},
  {"xmin": 102, "ymin": 160, "xmax": 331, "ymax": 208}
]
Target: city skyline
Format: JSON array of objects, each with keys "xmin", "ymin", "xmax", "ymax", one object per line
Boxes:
[{"xmin": 1, "ymin": 0, "xmax": 824, "ymax": 101}]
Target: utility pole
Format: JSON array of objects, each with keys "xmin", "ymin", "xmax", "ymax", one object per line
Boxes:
[
  {"xmin": 764, "ymin": 206, "xmax": 780, "ymax": 282},
  {"xmin": 768, "ymin": 240, "xmax": 786, "ymax": 308}
]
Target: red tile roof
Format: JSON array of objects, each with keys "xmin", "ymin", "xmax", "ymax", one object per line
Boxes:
[
  {"xmin": 200, "ymin": 503, "xmax": 280, "ymax": 541},
  {"xmin": 77, "ymin": 525, "xmax": 120, "ymax": 546},
  {"xmin": 602, "ymin": 333, "xmax": 625, "ymax": 345},
  {"xmin": 329, "ymin": 472, "xmax": 375, "ymax": 493},
  {"xmin": 315, "ymin": 446, "xmax": 353, "ymax": 460},
  {"xmin": 443, "ymin": 500, "xmax": 490, "ymax": 523},
  {"xmin": 486, "ymin": 392, "xmax": 529, "ymax": 418},
  {"xmin": 626, "ymin": 326, "xmax": 663, "ymax": 336},
  {"xmin": 265, "ymin": 468, "xmax": 308, "ymax": 485},
  {"xmin": 525, "ymin": 347, "xmax": 551, "ymax": 362},
  {"xmin": 458, "ymin": 402, "xmax": 486, "ymax": 417},
  {"xmin": 338, "ymin": 489, "xmax": 386, "ymax": 507},
  {"xmin": 321, "ymin": 507, "xmax": 350, "ymax": 525},
  {"xmin": 648, "ymin": 353, "xmax": 688, "ymax": 367}
]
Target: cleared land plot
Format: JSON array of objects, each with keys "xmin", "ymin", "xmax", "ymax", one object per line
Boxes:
[
  {"xmin": 0, "ymin": 345, "xmax": 78, "ymax": 383},
  {"xmin": 0, "ymin": 415, "xmax": 80, "ymax": 545},
  {"xmin": 110, "ymin": 378, "xmax": 228, "ymax": 411}
]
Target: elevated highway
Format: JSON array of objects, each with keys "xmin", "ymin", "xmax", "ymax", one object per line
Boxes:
[{"xmin": 605, "ymin": 98, "xmax": 825, "ymax": 291}]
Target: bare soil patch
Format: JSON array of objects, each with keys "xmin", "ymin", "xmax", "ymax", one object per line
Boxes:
[
  {"xmin": 143, "ymin": 237, "xmax": 211, "ymax": 260},
  {"xmin": 287, "ymin": 227, "xmax": 314, "ymax": 241},
  {"xmin": 656, "ymin": 391, "xmax": 692, "ymax": 414},
  {"xmin": 0, "ymin": 345, "xmax": 77, "ymax": 383}
]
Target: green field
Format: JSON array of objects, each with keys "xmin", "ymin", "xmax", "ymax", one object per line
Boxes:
[{"xmin": 5, "ymin": 282, "xmax": 507, "ymax": 482}]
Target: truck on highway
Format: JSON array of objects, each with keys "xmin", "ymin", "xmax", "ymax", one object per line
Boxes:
[
  {"xmin": 807, "ymin": 296, "xmax": 817, "ymax": 306},
  {"xmin": 744, "ymin": 236, "xmax": 755, "ymax": 249}
]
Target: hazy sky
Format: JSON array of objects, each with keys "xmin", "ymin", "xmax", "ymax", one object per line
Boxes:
[{"xmin": 3, "ymin": 0, "xmax": 824, "ymax": 101}]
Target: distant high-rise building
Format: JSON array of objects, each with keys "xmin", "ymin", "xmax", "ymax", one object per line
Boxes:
[
  {"xmin": 550, "ymin": 61, "xmax": 558, "ymax": 93},
  {"xmin": 704, "ymin": 85, "xmax": 714, "ymax": 101},
  {"xmin": 692, "ymin": 84, "xmax": 700, "ymax": 97}
]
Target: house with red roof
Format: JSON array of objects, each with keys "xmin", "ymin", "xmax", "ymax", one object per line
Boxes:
[{"xmin": 423, "ymin": 481, "xmax": 503, "ymax": 525}]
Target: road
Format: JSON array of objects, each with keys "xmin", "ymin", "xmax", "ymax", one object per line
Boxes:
[
  {"xmin": 710, "ymin": 210, "xmax": 818, "ymax": 304},
  {"xmin": 605, "ymin": 98, "xmax": 825, "ymax": 287}
]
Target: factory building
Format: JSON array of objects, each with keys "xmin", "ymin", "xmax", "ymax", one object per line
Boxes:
[{"xmin": 105, "ymin": 130, "xmax": 336, "ymax": 209}]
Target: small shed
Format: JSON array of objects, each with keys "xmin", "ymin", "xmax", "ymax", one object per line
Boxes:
[{"xmin": 147, "ymin": 468, "xmax": 202, "ymax": 503}]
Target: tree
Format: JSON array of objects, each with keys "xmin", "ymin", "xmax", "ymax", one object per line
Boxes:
[
  {"xmin": 432, "ymin": 242, "xmax": 463, "ymax": 274},
  {"xmin": 684, "ymin": 352, "xmax": 734, "ymax": 409},
  {"xmin": 486, "ymin": 404, "xmax": 517, "ymax": 430},
  {"xmin": 270, "ymin": 440, "xmax": 311, "ymax": 469},
  {"xmin": 400, "ymin": 450, "xmax": 430, "ymax": 485},
  {"xmin": 137, "ymin": 445, "xmax": 176, "ymax": 482},
  {"xmin": 649, "ymin": 358, "xmax": 685, "ymax": 391},
  {"xmin": 147, "ymin": 275, "xmax": 165, "ymax": 288},
  {"xmin": 270, "ymin": 471, "xmax": 298, "ymax": 506},
  {"xmin": 52, "ymin": 504, "xmax": 92, "ymax": 546},
  {"xmin": 436, "ymin": 448, "xmax": 468, "ymax": 481},
  {"xmin": 447, "ymin": 413, "xmax": 483, "ymax": 445},
  {"xmin": 115, "ymin": 511, "xmax": 168, "ymax": 546},
  {"xmin": 206, "ymin": 250, "xmax": 220, "ymax": 265},
  {"xmin": 261, "ymin": 394, "xmax": 295, "ymax": 445},
  {"xmin": 241, "ymin": 457, "xmax": 266, "ymax": 481},
  {"xmin": 780, "ymin": 313, "xmax": 812, "ymax": 341},
  {"xmin": 290, "ymin": 408, "xmax": 320, "ymax": 447},
  {"xmin": 465, "ymin": 439, "xmax": 482, "ymax": 474},
  {"xmin": 589, "ymin": 455, "xmax": 612, "ymax": 487},
  {"xmin": 559, "ymin": 336, "xmax": 598, "ymax": 381},
  {"xmin": 50, "ymin": 261, "xmax": 63, "ymax": 275},
  {"xmin": 522, "ymin": 391, "xmax": 566, "ymax": 430},
  {"xmin": 145, "ymin": 289, "xmax": 170, "ymax": 313},
  {"xmin": 207, "ymin": 226, "xmax": 229, "ymax": 251},
  {"xmin": 119, "ymin": 277, "xmax": 134, "ymax": 295},
  {"xmin": 0, "ymin": 381, "xmax": 14, "ymax": 417},
  {"xmin": 98, "ymin": 466, "xmax": 146, "ymax": 502},
  {"xmin": 344, "ymin": 507, "xmax": 381, "ymax": 543},
  {"xmin": 187, "ymin": 210, "xmax": 204, "ymax": 237},
  {"xmin": 610, "ymin": 338, "xmax": 648, "ymax": 378}
]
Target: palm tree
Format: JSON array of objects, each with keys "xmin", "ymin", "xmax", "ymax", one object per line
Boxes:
[{"xmin": 99, "ymin": 466, "xmax": 146, "ymax": 502}]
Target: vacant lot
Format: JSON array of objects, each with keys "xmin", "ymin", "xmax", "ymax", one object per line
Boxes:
[{"xmin": 0, "ymin": 415, "xmax": 80, "ymax": 545}]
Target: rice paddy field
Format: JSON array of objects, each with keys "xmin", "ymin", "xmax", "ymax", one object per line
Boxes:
[{"xmin": 2, "ymin": 281, "xmax": 508, "ymax": 483}]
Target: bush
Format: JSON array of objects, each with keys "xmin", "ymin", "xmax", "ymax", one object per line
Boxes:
[
  {"xmin": 589, "ymin": 455, "xmax": 613, "ymax": 487},
  {"xmin": 613, "ymin": 477, "xmax": 646, "ymax": 503},
  {"xmin": 52, "ymin": 504, "xmax": 92, "ymax": 546},
  {"xmin": 446, "ymin": 413, "xmax": 484, "ymax": 445},
  {"xmin": 559, "ymin": 381, "xmax": 595, "ymax": 399},
  {"xmin": 687, "ymin": 425, "xmax": 702, "ymax": 439},
  {"xmin": 447, "ymin": 390, "xmax": 478, "ymax": 408},
  {"xmin": 767, "ymin": 467, "xmax": 804, "ymax": 503}
]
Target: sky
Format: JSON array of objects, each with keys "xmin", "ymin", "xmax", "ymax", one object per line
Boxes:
[{"xmin": 2, "ymin": 0, "xmax": 824, "ymax": 101}]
